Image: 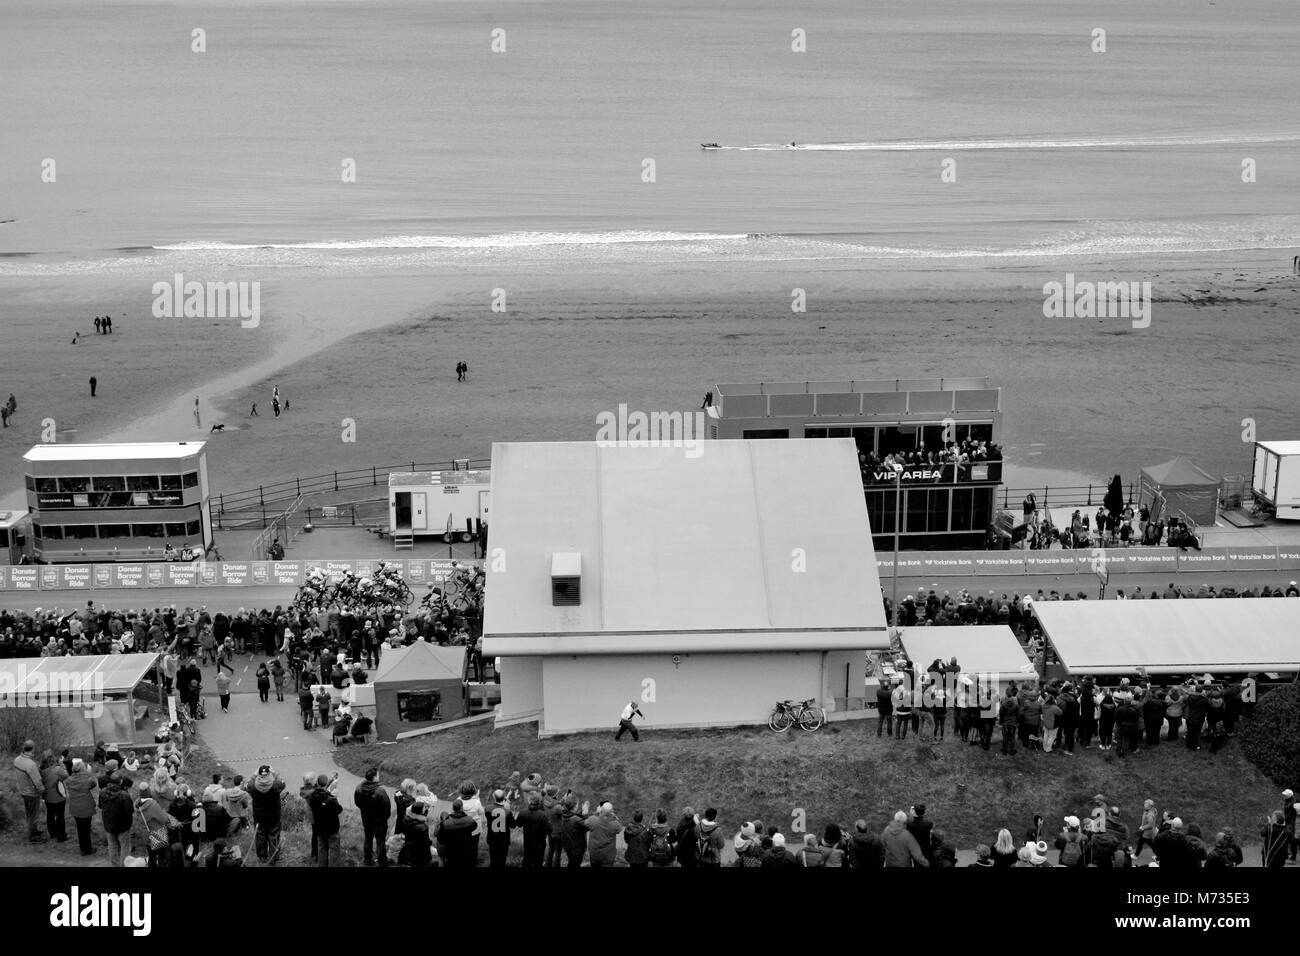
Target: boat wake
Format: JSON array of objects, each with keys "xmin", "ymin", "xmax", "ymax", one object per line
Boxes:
[{"xmin": 705, "ymin": 133, "xmax": 1300, "ymax": 152}]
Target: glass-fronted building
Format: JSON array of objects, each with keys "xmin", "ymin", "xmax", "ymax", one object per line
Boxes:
[
  {"xmin": 23, "ymin": 442, "xmax": 212, "ymax": 563},
  {"xmin": 708, "ymin": 378, "xmax": 1003, "ymax": 550}
]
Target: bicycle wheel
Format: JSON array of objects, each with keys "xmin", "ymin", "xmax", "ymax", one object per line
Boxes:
[
  {"xmin": 798, "ymin": 707, "xmax": 825, "ymax": 732},
  {"xmin": 769, "ymin": 707, "xmax": 794, "ymax": 733}
]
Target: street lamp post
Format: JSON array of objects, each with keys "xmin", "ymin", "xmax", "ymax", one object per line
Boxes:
[{"xmin": 891, "ymin": 464, "xmax": 903, "ymax": 635}]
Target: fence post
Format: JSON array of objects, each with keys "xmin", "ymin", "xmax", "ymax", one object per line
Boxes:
[
  {"xmin": 372, "ymin": 466, "xmax": 377, "ymax": 486},
  {"xmin": 334, "ymin": 471, "xmax": 338, "ymax": 492},
  {"xmin": 261, "ymin": 503, "xmax": 266, "ymax": 528},
  {"xmin": 411, "ymin": 462, "xmax": 415, "ymax": 472},
  {"xmin": 351, "ymin": 506, "xmax": 356, "ymax": 527},
  {"xmin": 1086, "ymin": 484, "xmax": 1092, "ymax": 507},
  {"xmin": 297, "ymin": 477, "xmax": 301, "ymax": 496},
  {"xmin": 259, "ymin": 485, "xmax": 264, "ymax": 507}
]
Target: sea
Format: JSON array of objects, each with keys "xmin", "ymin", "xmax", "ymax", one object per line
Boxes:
[{"xmin": 1, "ymin": 0, "xmax": 1298, "ymax": 276}]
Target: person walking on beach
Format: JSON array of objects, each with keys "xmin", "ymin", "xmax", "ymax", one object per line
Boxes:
[
  {"xmin": 1, "ymin": 405, "xmax": 8, "ymax": 428},
  {"xmin": 88, "ymin": 376, "xmax": 97, "ymax": 397},
  {"xmin": 615, "ymin": 701, "xmax": 643, "ymax": 741},
  {"xmin": 104, "ymin": 315, "xmax": 112, "ymax": 333},
  {"xmin": 193, "ymin": 397, "xmax": 201, "ymax": 428},
  {"xmin": 250, "ymin": 403, "xmax": 258, "ymax": 416},
  {"xmin": 94, "ymin": 317, "xmax": 102, "ymax": 334}
]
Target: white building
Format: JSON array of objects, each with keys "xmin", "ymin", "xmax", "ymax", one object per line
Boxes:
[{"xmin": 481, "ymin": 438, "xmax": 889, "ymax": 736}]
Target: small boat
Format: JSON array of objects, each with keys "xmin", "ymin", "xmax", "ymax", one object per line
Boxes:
[{"xmin": 700, "ymin": 142, "xmax": 720, "ymax": 149}]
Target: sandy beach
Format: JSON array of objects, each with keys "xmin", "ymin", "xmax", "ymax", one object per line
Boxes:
[{"xmin": 2, "ymin": 249, "xmax": 1297, "ymax": 515}]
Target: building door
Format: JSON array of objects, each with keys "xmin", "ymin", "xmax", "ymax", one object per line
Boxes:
[
  {"xmin": 394, "ymin": 493, "xmax": 412, "ymax": 530},
  {"xmin": 411, "ymin": 492, "xmax": 428, "ymax": 530}
]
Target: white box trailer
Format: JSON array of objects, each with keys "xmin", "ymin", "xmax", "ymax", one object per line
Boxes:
[
  {"xmin": 1251, "ymin": 441, "xmax": 1300, "ymax": 520},
  {"xmin": 389, "ymin": 470, "xmax": 491, "ymax": 540}
]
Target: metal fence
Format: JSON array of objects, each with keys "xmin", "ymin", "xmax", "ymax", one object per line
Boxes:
[{"xmin": 211, "ymin": 457, "xmax": 489, "ymax": 530}]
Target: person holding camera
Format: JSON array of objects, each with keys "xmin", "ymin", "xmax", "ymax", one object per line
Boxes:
[{"xmin": 246, "ymin": 765, "xmax": 286, "ymax": 864}]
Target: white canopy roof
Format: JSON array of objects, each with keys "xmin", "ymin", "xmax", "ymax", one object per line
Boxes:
[
  {"xmin": 24, "ymin": 442, "xmax": 204, "ymax": 462},
  {"xmin": 0, "ymin": 653, "xmax": 158, "ymax": 701},
  {"xmin": 1031, "ymin": 598, "xmax": 1300, "ymax": 675},
  {"xmin": 898, "ymin": 625, "xmax": 1032, "ymax": 680}
]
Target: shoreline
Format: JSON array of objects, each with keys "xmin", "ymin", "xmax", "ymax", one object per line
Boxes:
[{"xmin": 2, "ymin": 248, "xmax": 1297, "ymax": 507}]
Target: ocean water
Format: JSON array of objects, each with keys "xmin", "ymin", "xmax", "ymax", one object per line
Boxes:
[{"xmin": 1, "ymin": 0, "xmax": 1298, "ymax": 270}]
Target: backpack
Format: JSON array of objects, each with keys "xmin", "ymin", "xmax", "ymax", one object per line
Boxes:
[
  {"xmin": 649, "ymin": 828, "xmax": 674, "ymax": 864},
  {"xmin": 1060, "ymin": 837, "xmax": 1084, "ymax": 867}
]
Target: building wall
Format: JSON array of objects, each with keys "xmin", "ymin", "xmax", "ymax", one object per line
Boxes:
[
  {"xmin": 537, "ymin": 651, "xmax": 826, "ymax": 735},
  {"xmin": 497, "ymin": 655, "xmax": 544, "ymax": 722}
]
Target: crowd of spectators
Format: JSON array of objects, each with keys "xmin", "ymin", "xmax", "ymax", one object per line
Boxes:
[{"xmin": 861, "ymin": 437, "xmax": 1003, "ymax": 484}]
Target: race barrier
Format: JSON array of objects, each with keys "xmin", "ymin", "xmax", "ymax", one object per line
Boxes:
[
  {"xmin": 1, "ymin": 547, "xmax": 1294, "ymax": 591},
  {"xmin": 874, "ymin": 544, "xmax": 1300, "ymax": 578},
  {"xmin": 0, "ymin": 558, "xmax": 481, "ymax": 592}
]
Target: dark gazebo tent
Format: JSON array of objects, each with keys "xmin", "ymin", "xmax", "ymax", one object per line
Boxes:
[{"xmin": 1138, "ymin": 456, "xmax": 1220, "ymax": 525}]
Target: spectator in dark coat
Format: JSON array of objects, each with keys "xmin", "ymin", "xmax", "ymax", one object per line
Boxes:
[
  {"xmin": 559, "ymin": 795, "xmax": 590, "ymax": 867},
  {"xmin": 484, "ymin": 790, "xmax": 516, "ymax": 868},
  {"xmin": 906, "ymin": 805, "xmax": 934, "ymax": 863},
  {"xmin": 1142, "ymin": 692, "xmax": 1167, "ymax": 747},
  {"xmin": 353, "ymin": 768, "xmax": 392, "ymax": 866},
  {"xmin": 436, "ymin": 798, "xmax": 480, "ymax": 868},
  {"xmin": 850, "ymin": 819, "xmax": 884, "ymax": 867},
  {"xmin": 515, "ymin": 792, "xmax": 550, "ymax": 868},
  {"xmin": 675, "ymin": 807, "xmax": 699, "ymax": 867},
  {"xmin": 622, "ymin": 809, "xmax": 652, "ymax": 867},
  {"xmin": 761, "ymin": 833, "xmax": 799, "ymax": 868},
  {"xmin": 1261, "ymin": 811, "xmax": 1290, "ymax": 868},
  {"xmin": 309, "ymin": 774, "xmax": 344, "ymax": 867}
]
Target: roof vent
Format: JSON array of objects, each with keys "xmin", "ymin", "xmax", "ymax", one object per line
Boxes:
[{"xmin": 551, "ymin": 552, "xmax": 581, "ymax": 606}]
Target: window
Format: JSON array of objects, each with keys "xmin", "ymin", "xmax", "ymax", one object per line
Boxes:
[
  {"xmin": 24, "ymin": 475, "xmax": 36, "ymax": 491},
  {"xmin": 159, "ymin": 474, "xmax": 183, "ymax": 491},
  {"xmin": 35, "ymin": 477, "xmax": 59, "ymax": 493},
  {"xmin": 950, "ymin": 488, "xmax": 974, "ymax": 532},
  {"xmin": 93, "ymin": 492, "xmax": 133, "ymax": 508},
  {"xmin": 133, "ymin": 523, "xmax": 166, "ymax": 538},
  {"xmin": 906, "ymin": 489, "xmax": 930, "ymax": 533},
  {"xmin": 928, "ymin": 488, "xmax": 951, "ymax": 532},
  {"xmin": 851, "ymin": 427, "xmax": 876, "ymax": 456},
  {"xmin": 165, "ymin": 522, "xmax": 188, "ymax": 537},
  {"xmin": 98, "ymin": 524, "xmax": 132, "ymax": 540},
  {"xmin": 969, "ymin": 423, "xmax": 994, "ymax": 445},
  {"xmin": 31, "ymin": 522, "xmax": 44, "ymax": 541},
  {"xmin": 185, "ymin": 519, "xmax": 202, "ymax": 536},
  {"xmin": 971, "ymin": 487, "xmax": 993, "ymax": 531},
  {"xmin": 58, "ymin": 477, "xmax": 90, "ymax": 493},
  {"xmin": 128, "ymin": 475, "xmax": 159, "ymax": 491},
  {"xmin": 865, "ymin": 488, "xmax": 898, "ymax": 534},
  {"xmin": 803, "ymin": 427, "xmax": 827, "ymax": 438},
  {"xmin": 91, "ymin": 476, "xmax": 126, "ymax": 492},
  {"xmin": 182, "ymin": 471, "xmax": 199, "ymax": 488},
  {"xmin": 741, "ymin": 429, "xmax": 789, "ymax": 439},
  {"xmin": 878, "ymin": 426, "xmax": 919, "ymax": 456},
  {"xmin": 396, "ymin": 689, "xmax": 442, "ymax": 722},
  {"xmin": 64, "ymin": 525, "xmax": 97, "ymax": 540}
]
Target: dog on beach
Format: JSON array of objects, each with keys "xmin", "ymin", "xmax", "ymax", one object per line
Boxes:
[{"xmin": 209, "ymin": 423, "xmax": 226, "ymax": 433}]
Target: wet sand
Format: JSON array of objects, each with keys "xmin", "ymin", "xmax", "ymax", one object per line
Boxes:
[{"xmin": 2, "ymin": 250, "xmax": 1298, "ymax": 510}]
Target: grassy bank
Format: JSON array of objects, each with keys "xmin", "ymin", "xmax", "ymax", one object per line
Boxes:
[{"xmin": 336, "ymin": 720, "xmax": 1278, "ymax": 852}]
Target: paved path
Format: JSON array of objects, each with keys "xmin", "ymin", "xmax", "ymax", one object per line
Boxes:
[{"xmin": 194, "ymin": 692, "xmax": 369, "ymax": 810}]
